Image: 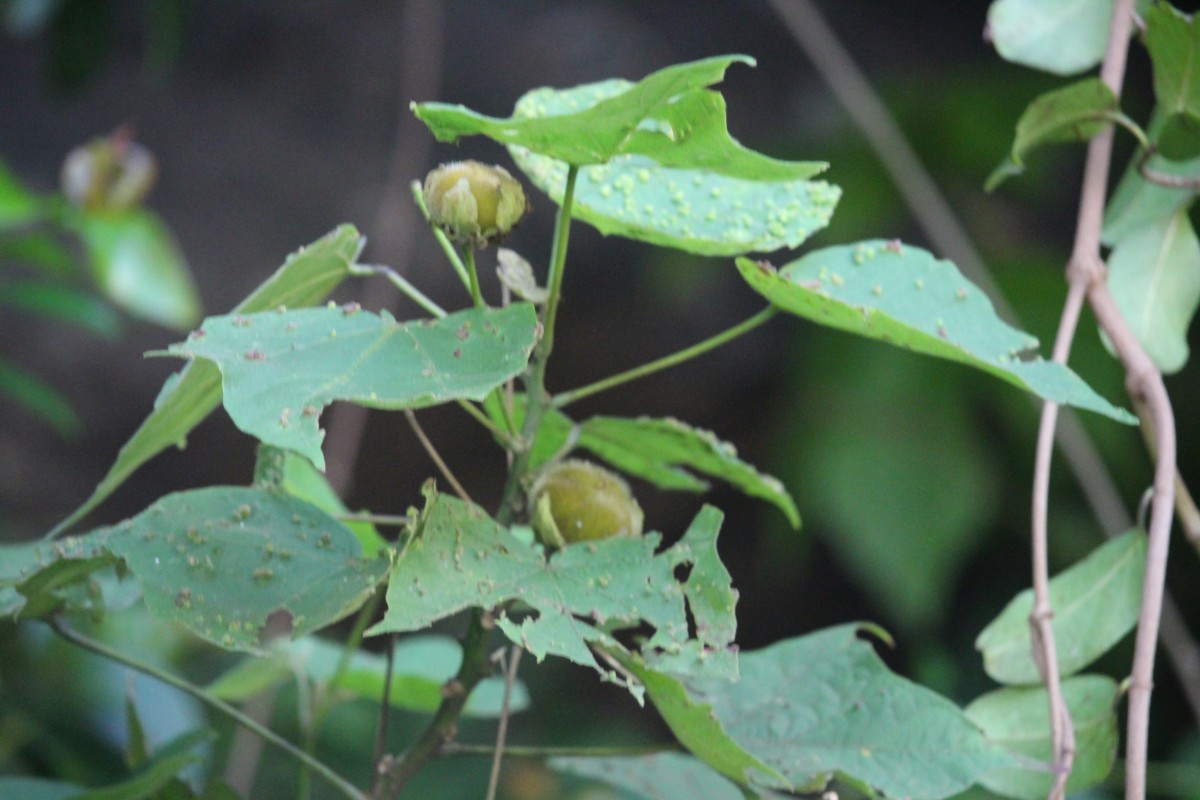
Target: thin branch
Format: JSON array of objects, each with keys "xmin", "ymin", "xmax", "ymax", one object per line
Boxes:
[
  {"xmin": 374, "ymin": 634, "xmax": 398, "ymax": 769},
  {"xmin": 404, "ymin": 410, "xmax": 473, "ymax": 504},
  {"xmin": 348, "ymin": 264, "xmax": 446, "ymax": 318},
  {"xmin": 485, "ymin": 646, "xmax": 523, "ymax": 800},
  {"xmin": 1134, "ymin": 396, "xmax": 1200, "ymax": 555},
  {"xmin": 455, "ymin": 398, "xmax": 516, "ymax": 446},
  {"xmin": 336, "ymin": 511, "xmax": 414, "ymax": 528},
  {"xmin": 552, "ymin": 307, "xmax": 778, "ymax": 409},
  {"xmin": 50, "ymin": 617, "xmax": 367, "ymax": 800}
]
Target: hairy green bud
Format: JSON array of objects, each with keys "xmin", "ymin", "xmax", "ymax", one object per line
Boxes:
[
  {"xmin": 422, "ymin": 160, "xmax": 527, "ymax": 244},
  {"xmin": 530, "ymin": 460, "xmax": 644, "ymax": 549}
]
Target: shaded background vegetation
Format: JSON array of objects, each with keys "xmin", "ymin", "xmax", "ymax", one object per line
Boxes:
[{"xmin": 1, "ymin": 1, "xmax": 1198, "ymax": 798}]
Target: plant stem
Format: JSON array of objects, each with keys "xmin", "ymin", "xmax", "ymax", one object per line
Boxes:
[
  {"xmin": 49, "ymin": 617, "xmax": 367, "ymax": 800},
  {"xmin": 349, "ymin": 264, "xmax": 446, "ymax": 318},
  {"xmin": 405, "ymin": 409, "xmax": 473, "ymax": 504},
  {"xmin": 336, "ymin": 512, "xmax": 413, "ymax": 528},
  {"xmin": 410, "ymin": 180, "xmax": 472, "ymax": 293},
  {"xmin": 455, "ymin": 398, "xmax": 515, "ymax": 446},
  {"xmin": 463, "ymin": 245, "xmax": 484, "ymax": 307},
  {"xmin": 485, "ymin": 646, "xmax": 522, "ymax": 800},
  {"xmin": 443, "ymin": 742, "xmax": 681, "ymax": 758},
  {"xmin": 553, "ymin": 307, "xmax": 778, "ymax": 409}
]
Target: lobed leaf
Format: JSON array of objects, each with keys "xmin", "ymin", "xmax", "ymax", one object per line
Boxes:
[
  {"xmin": 1105, "ymin": 209, "xmax": 1200, "ymax": 373},
  {"xmin": 101, "ymin": 486, "xmax": 389, "ymax": 654},
  {"xmin": 965, "ymin": 675, "xmax": 1119, "ymax": 799},
  {"xmin": 526, "ymin": 406, "xmax": 799, "ymax": 528},
  {"xmin": 166, "ymin": 302, "xmax": 537, "ymax": 471},
  {"xmin": 71, "ymin": 208, "xmax": 201, "ymax": 331},
  {"xmin": 986, "ymin": 0, "xmax": 1131, "ymax": 76},
  {"xmin": 673, "ymin": 625, "xmax": 1017, "ymax": 798},
  {"xmin": 987, "ymin": 78, "xmax": 1124, "ymax": 190},
  {"xmin": 507, "ymin": 74, "xmax": 836, "ymax": 256},
  {"xmin": 50, "ymin": 225, "xmax": 364, "ymax": 537},
  {"xmin": 736, "ymin": 242, "xmax": 1136, "ymax": 424},
  {"xmin": 976, "ymin": 529, "xmax": 1145, "ymax": 684},
  {"xmin": 368, "ymin": 490, "xmax": 736, "ymax": 691},
  {"xmin": 1146, "ymin": 3, "xmax": 1200, "ymax": 160}
]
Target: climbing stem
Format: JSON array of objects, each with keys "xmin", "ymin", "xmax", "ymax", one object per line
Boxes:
[
  {"xmin": 553, "ymin": 306, "xmax": 779, "ymax": 408},
  {"xmin": 49, "ymin": 616, "xmax": 367, "ymax": 800}
]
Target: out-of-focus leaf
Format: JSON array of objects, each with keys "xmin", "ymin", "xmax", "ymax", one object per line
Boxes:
[
  {"xmin": 1147, "ymin": 3, "xmax": 1200, "ymax": 160},
  {"xmin": 736, "ymin": 243, "xmax": 1135, "ymax": 423},
  {"xmin": 69, "ymin": 751, "xmax": 199, "ymax": 800},
  {"xmin": 552, "ymin": 753, "xmax": 779, "ymax": 800},
  {"xmin": 526, "ymin": 405, "xmax": 798, "ymax": 528},
  {"xmin": 0, "ymin": 356, "xmax": 81, "ymax": 435},
  {"xmin": 987, "ymin": 0, "xmax": 1139, "ymax": 76},
  {"xmin": 1105, "ymin": 209, "xmax": 1200, "ymax": 373},
  {"xmin": 0, "ymin": 159, "xmax": 43, "ymax": 228},
  {"xmin": 0, "ymin": 777, "xmax": 81, "ymax": 799},
  {"xmin": 0, "ymin": 280, "xmax": 123, "ymax": 339},
  {"xmin": 369, "ymin": 489, "xmax": 734, "ymax": 689},
  {"xmin": 673, "ymin": 625, "xmax": 1017, "ymax": 798},
  {"xmin": 103, "ymin": 486, "xmax": 389, "ymax": 654},
  {"xmin": 1104, "ymin": 109, "xmax": 1200, "ymax": 246},
  {"xmin": 49, "ymin": 225, "xmax": 363, "ymax": 537},
  {"xmin": 0, "ymin": 229, "xmax": 78, "ymax": 277},
  {"xmin": 73, "ymin": 208, "xmax": 200, "ymax": 330},
  {"xmin": 0, "ymin": 531, "xmax": 114, "ymax": 619},
  {"xmin": 987, "ymin": 78, "xmax": 1125, "ymax": 189},
  {"xmin": 977, "ymin": 529, "xmax": 1145, "ymax": 684},
  {"xmin": 165, "ymin": 303, "xmax": 537, "ymax": 471},
  {"xmin": 506, "ymin": 73, "xmax": 835, "ymax": 256},
  {"xmin": 271, "ymin": 447, "xmax": 388, "ymax": 557},
  {"xmin": 965, "ymin": 675, "xmax": 1119, "ymax": 799},
  {"xmin": 793, "ymin": 340, "xmax": 999, "ymax": 631}
]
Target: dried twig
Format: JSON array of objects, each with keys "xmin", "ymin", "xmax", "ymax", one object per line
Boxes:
[
  {"xmin": 405, "ymin": 410, "xmax": 473, "ymax": 505},
  {"xmin": 485, "ymin": 646, "xmax": 523, "ymax": 800}
]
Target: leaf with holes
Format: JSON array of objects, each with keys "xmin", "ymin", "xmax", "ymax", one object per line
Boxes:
[
  {"xmin": 164, "ymin": 303, "xmax": 537, "ymax": 471},
  {"xmin": 1105, "ymin": 209, "xmax": 1200, "ymax": 373},
  {"xmin": 965, "ymin": 675, "xmax": 1119, "ymax": 799},
  {"xmin": 736, "ymin": 242, "xmax": 1135, "ymax": 423},
  {"xmin": 101, "ymin": 486, "xmax": 389, "ymax": 653},
  {"xmin": 51, "ymin": 225, "xmax": 365, "ymax": 537},
  {"xmin": 368, "ymin": 489, "xmax": 736, "ymax": 690},
  {"xmin": 977, "ymin": 529, "xmax": 1145, "ymax": 684}
]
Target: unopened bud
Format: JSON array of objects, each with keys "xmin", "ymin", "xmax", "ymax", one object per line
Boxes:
[
  {"xmin": 423, "ymin": 160, "xmax": 527, "ymax": 244},
  {"xmin": 61, "ymin": 128, "xmax": 158, "ymax": 212},
  {"xmin": 530, "ymin": 460, "xmax": 644, "ymax": 549}
]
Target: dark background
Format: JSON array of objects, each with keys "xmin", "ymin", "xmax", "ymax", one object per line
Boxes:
[{"xmin": 2, "ymin": 2, "xmax": 1199, "ymax": 798}]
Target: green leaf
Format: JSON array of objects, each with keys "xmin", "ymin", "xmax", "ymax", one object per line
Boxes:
[
  {"xmin": 166, "ymin": 303, "xmax": 537, "ymax": 471},
  {"xmin": 680, "ymin": 625, "xmax": 1017, "ymax": 799},
  {"xmin": 736, "ymin": 243, "xmax": 1135, "ymax": 424},
  {"xmin": 0, "ymin": 777, "xmax": 82, "ymax": 800},
  {"xmin": 69, "ymin": 751, "xmax": 200, "ymax": 800},
  {"xmin": 1147, "ymin": 3, "xmax": 1200, "ymax": 160},
  {"xmin": 0, "ymin": 530, "xmax": 115, "ymax": 620},
  {"xmin": 368, "ymin": 490, "xmax": 735, "ymax": 689},
  {"xmin": 276, "ymin": 447, "xmax": 388, "ymax": 557},
  {"xmin": 965, "ymin": 675, "xmax": 1119, "ymax": 800},
  {"xmin": 987, "ymin": 0, "xmax": 1131, "ymax": 76},
  {"xmin": 0, "ymin": 356, "xmax": 82, "ymax": 436},
  {"xmin": 72, "ymin": 208, "xmax": 201, "ymax": 331},
  {"xmin": 103, "ymin": 486, "xmax": 389, "ymax": 654},
  {"xmin": 551, "ymin": 753, "xmax": 770, "ymax": 800},
  {"xmin": 48, "ymin": 225, "xmax": 363, "ymax": 536},
  {"xmin": 976, "ymin": 529, "xmax": 1146, "ymax": 684},
  {"xmin": 0, "ymin": 280, "xmax": 123, "ymax": 339},
  {"xmin": 526, "ymin": 406, "xmax": 798, "ymax": 528},
  {"xmin": 987, "ymin": 78, "xmax": 1124, "ymax": 190},
  {"xmin": 0, "ymin": 159, "xmax": 43, "ymax": 228},
  {"xmin": 1103, "ymin": 109, "xmax": 1200, "ymax": 245},
  {"xmin": 794, "ymin": 339, "xmax": 999, "ymax": 631},
  {"xmin": 1105, "ymin": 209, "xmax": 1200, "ymax": 373},
  {"xmin": 506, "ymin": 74, "xmax": 835, "ymax": 256}
]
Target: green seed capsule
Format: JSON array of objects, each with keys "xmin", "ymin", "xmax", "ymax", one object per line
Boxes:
[
  {"xmin": 422, "ymin": 160, "xmax": 528, "ymax": 244},
  {"xmin": 530, "ymin": 460, "xmax": 644, "ymax": 549}
]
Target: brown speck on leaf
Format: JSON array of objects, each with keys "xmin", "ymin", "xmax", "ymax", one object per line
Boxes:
[
  {"xmin": 189, "ymin": 329, "xmax": 206, "ymax": 340},
  {"xmin": 244, "ymin": 349, "xmax": 266, "ymax": 361},
  {"xmin": 456, "ymin": 324, "xmax": 470, "ymax": 341},
  {"xmin": 799, "ymin": 279, "xmax": 822, "ymax": 291},
  {"xmin": 453, "ymin": 347, "xmax": 461, "ymax": 358},
  {"xmin": 341, "ymin": 301, "xmax": 361, "ymax": 316},
  {"xmin": 884, "ymin": 239, "xmax": 903, "ymax": 253}
]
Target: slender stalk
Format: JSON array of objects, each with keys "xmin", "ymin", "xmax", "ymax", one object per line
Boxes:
[
  {"xmin": 405, "ymin": 410, "xmax": 473, "ymax": 504},
  {"xmin": 349, "ymin": 264, "xmax": 446, "ymax": 319},
  {"xmin": 410, "ymin": 181, "xmax": 472, "ymax": 292},
  {"xmin": 463, "ymin": 246, "xmax": 484, "ymax": 307},
  {"xmin": 455, "ymin": 398, "xmax": 516, "ymax": 445},
  {"xmin": 335, "ymin": 512, "xmax": 414, "ymax": 528},
  {"xmin": 443, "ymin": 742, "xmax": 680, "ymax": 758},
  {"xmin": 553, "ymin": 307, "xmax": 778, "ymax": 408},
  {"xmin": 49, "ymin": 617, "xmax": 367, "ymax": 800},
  {"xmin": 374, "ymin": 634, "xmax": 398, "ymax": 769},
  {"xmin": 485, "ymin": 646, "xmax": 522, "ymax": 800}
]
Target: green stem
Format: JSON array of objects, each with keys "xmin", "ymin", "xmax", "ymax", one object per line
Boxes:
[
  {"xmin": 553, "ymin": 306, "xmax": 778, "ymax": 408},
  {"xmin": 497, "ymin": 165, "xmax": 580, "ymax": 519},
  {"xmin": 443, "ymin": 742, "xmax": 681, "ymax": 758},
  {"xmin": 348, "ymin": 264, "xmax": 446, "ymax": 318},
  {"xmin": 455, "ymin": 399, "xmax": 515, "ymax": 446},
  {"xmin": 335, "ymin": 512, "xmax": 413, "ymax": 528},
  {"xmin": 49, "ymin": 617, "xmax": 366, "ymax": 800},
  {"xmin": 463, "ymin": 245, "xmax": 484, "ymax": 307},
  {"xmin": 410, "ymin": 180, "xmax": 472, "ymax": 292}
]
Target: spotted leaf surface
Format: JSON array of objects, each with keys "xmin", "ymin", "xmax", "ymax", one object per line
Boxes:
[
  {"xmin": 0, "ymin": 532, "xmax": 115, "ymax": 619},
  {"xmin": 52, "ymin": 225, "xmax": 364, "ymax": 536},
  {"xmin": 737, "ymin": 242, "xmax": 1135, "ymax": 423},
  {"xmin": 166, "ymin": 303, "xmax": 537, "ymax": 470},
  {"xmin": 104, "ymin": 487, "xmax": 388, "ymax": 653},
  {"xmin": 662, "ymin": 625, "xmax": 1017, "ymax": 798},
  {"xmin": 369, "ymin": 490, "xmax": 735, "ymax": 690},
  {"xmin": 508, "ymin": 77, "xmax": 836, "ymax": 256}
]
